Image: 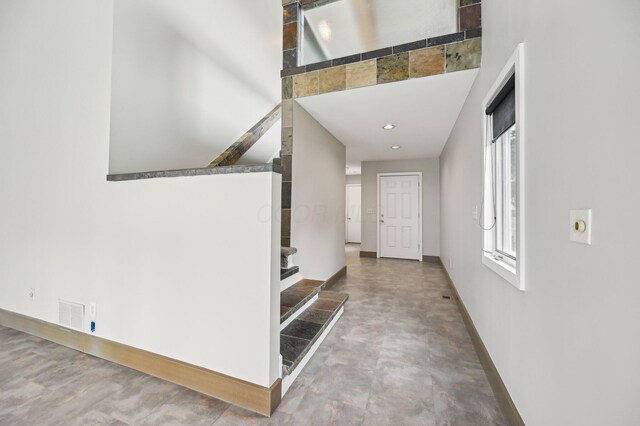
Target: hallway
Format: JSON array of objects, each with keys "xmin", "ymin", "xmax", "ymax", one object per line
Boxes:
[{"xmin": 0, "ymin": 247, "xmax": 504, "ymax": 425}]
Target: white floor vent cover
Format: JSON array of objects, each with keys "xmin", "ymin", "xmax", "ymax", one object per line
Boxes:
[{"xmin": 59, "ymin": 300, "xmax": 84, "ymax": 331}]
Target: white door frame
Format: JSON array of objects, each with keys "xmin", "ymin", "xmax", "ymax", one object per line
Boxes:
[
  {"xmin": 345, "ymin": 184, "xmax": 362, "ymax": 243},
  {"xmin": 376, "ymin": 172, "xmax": 423, "ymax": 261}
]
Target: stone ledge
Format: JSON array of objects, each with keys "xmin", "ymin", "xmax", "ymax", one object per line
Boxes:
[{"xmin": 107, "ymin": 163, "xmax": 281, "ymax": 182}]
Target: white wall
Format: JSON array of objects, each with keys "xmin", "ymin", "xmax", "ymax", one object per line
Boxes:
[
  {"xmin": 361, "ymin": 159, "xmax": 440, "ymax": 257},
  {"xmin": 440, "ymin": 1, "xmax": 640, "ymax": 424},
  {"xmin": 109, "ymin": 0, "xmax": 282, "ymax": 174},
  {"xmin": 291, "ymin": 103, "xmax": 346, "ymax": 281},
  {"xmin": 0, "ymin": 0, "xmax": 281, "ymax": 388}
]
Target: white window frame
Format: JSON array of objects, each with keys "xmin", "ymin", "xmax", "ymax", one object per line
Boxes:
[{"xmin": 481, "ymin": 43, "xmax": 526, "ymax": 291}]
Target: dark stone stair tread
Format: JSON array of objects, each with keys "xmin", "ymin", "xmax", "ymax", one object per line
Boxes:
[
  {"xmin": 281, "ymin": 319, "xmax": 323, "ymax": 341},
  {"xmin": 281, "ymin": 335, "xmax": 309, "ymax": 367},
  {"xmin": 280, "ymin": 291, "xmax": 349, "ymax": 376},
  {"xmin": 296, "ymin": 308, "xmax": 333, "ymax": 325},
  {"xmin": 280, "ymin": 266, "xmax": 299, "ymax": 280},
  {"xmin": 290, "ymin": 279, "xmax": 324, "ymax": 290},
  {"xmin": 280, "ymin": 286, "xmax": 321, "ymax": 324}
]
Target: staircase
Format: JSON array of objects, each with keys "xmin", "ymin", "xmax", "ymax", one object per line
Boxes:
[{"xmin": 279, "ymin": 248, "xmax": 348, "ymax": 395}]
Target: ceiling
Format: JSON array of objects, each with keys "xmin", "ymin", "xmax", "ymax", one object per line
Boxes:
[{"xmin": 296, "ymin": 69, "xmax": 479, "ymax": 175}]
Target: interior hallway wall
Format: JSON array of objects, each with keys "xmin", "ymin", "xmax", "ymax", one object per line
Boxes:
[
  {"xmin": 291, "ymin": 103, "xmax": 346, "ymax": 280},
  {"xmin": 361, "ymin": 159, "xmax": 440, "ymax": 257},
  {"xmin": 439, "ymin": 0, "xmax": 640, "ymax": 424}
]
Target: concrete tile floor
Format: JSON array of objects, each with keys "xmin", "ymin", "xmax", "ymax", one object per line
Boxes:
[{"xmin": 0, "ymin": 245, "xmax": 506, "ymax": 425}]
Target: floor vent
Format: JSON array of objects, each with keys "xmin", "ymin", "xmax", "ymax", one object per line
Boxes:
[
  {"xmin": 442, "ymin": 295, "xmax": 451, "ymax": 300},
  {"xmin": 59, "ymin": 300, "xmax": 84, "ymax": 331}
]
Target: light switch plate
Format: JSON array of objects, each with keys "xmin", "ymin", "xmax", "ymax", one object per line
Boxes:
[{"xmin": 569, "ymin": 209, "xmax": 592, "ymax": 245}]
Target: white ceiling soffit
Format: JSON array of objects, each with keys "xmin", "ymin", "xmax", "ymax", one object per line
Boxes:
[{"xmin": 296, "ymin": 69, "xmax": 479, "ymax": 168}]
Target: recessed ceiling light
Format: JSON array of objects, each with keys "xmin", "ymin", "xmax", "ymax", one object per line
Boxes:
[
  {"xmin": 390, "ymin": 145, "xmax": 401, "ymax": 150},
  {"xmin": 382, "ymin": 124, "xmax": 396, "ymax": 130}
]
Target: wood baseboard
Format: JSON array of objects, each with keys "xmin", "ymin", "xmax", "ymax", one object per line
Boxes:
[
  {"xmin": 0, "ymin": 308, "xmax": 281, "ymax": 417},
  {"xmin": 323, "ymin": 265, "xmax": 347, "ymax": 289},
  {"xmin": 359, "ymin": 251, "xmax": 376, "ymax": 258},
  {"xmin": 440, "ymin": 263, "xmax": 525, "ymax": 426}
]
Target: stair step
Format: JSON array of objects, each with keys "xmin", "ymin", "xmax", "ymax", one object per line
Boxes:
[
  {"xmin": 280, "ymin": 291, "xmax": 349, "ymax": 376},
  {"xmin": 280, "ymin": 280, "xmax": 324, "ymax": 324},
  {"xmin": 281, "ymin": 266, "xmax": 299, "ymax": 280}
]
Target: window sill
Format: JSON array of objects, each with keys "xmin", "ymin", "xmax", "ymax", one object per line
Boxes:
[{"xmin": 482, "ymin": 253, "xmax": 524, "ymax": 291}]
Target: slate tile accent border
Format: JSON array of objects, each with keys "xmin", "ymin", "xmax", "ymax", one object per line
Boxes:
[
  {"xmin": 280, "ymin": 30, "xmax": 481, "ymax": 79},
  {"xmin": 280, "ymin": 37, "xmax": 481, "ymax": 99}
]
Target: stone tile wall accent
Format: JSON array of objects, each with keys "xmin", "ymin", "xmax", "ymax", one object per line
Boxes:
[
  {"xmin": 281, "ymin": 36, "xmax": 481, "ymax": 100},
  {"xmin": 280, "ymin": 0, "xmax": 482, "ymax": 245}
]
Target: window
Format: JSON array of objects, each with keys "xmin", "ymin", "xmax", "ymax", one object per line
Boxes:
[{"xmin": 481, "ymin": 44, "xmax": 525, "ymax": 290}]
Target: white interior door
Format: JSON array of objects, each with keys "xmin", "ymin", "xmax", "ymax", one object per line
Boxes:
[
  {"xmin": 379, "ymin": 174, "xmax": 421, "ymax": 260},
  {"xmin": 346, "ymin": 184, "xmax": 361, "ymax": 243}
]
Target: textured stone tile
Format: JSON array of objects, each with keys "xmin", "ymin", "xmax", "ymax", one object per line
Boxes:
[
  {"xmin": 289, "ymin": 398, "xmax": 365, "ymax": 426},
  {"xmin": 319, "ymin": 66, "xmax": 346, "ymax": 94},
  {"xmin": 428, "ymin": 32, "xmax": 464, "ymax": 47},
  {"xmin": 281, "ymin": 154, "xmax": 292, "ymax": 182},
  {"xmin": 346, "ymin": 60, "xmax": 377, "ymax": 89},
  {"xmin": 283, "ymin": 22, "xmax": 297, "ymax": 51},
  {"xmin": 282, "ymin": 319, "xmax": 323, "ymax": 341},
  {"xmin": 282, "ymin": 49, "xmax": 296, "ymax": 69},
  {"xmin": 297, "ymin": 308, "xmax": 332, "ymax": 325},
  {"xmin": 281, "ymin": 207, "xmax": 291, "ymax": 237},
  {"xmin": 282, "ymin": 77, "xmax": 292, "ymax": 100},
  {"xmin": 281, "ymin": 126, "xmax": 292, "ymax": 155},
  {"xmin": 460, "ymin": 3, "xmax": 482, "ymax": 31},
  {"xmin": 293, "ymin": 72, "xmax": 319, "ymax": 98},
  {"xmin": 410, "ymin": 46, "xmax": 445, "ymax": 78},
  {"xmin": 466, "ymin": 27, "xmax": 482, "ymax": 39},
  {"xmin": 281, "ymin": 335, "xmax": 310, "ymax": 365},
  {"xmin": 305, "ymin": 60, "xmax": 332, "ymax": 72},
  {"xmin": 282, "ymin": 181, "xmax": 292, "ymax": 209},
  {"xmin": 393, "ymin": 39, "xmax": 427, "ymax": 54},
  {"xmin": 446, "ymin": 38, "xmax": 481, "ymax": 72},
  {"xmin": 362, "ymin": 47, "xmax": 393, "ymax": 61},
  {"xmin": 377, "ymin": 53, "xmax": 409, "ymax": 84},
  {"xmin": 213, "ymin": 404, "xmax": 293, "ymax": 425},
  {"xmin": 138, "ymin": 387, "xmax": 228, "ymax": 426},
  {"xmin": 281, "ymin": 287, "xmax": 316, "ymax": 310},
  {"xmin": 332, "ymin": 54, "xmax": 361, "ymax": 66},
  {"xmin": 282, "ymin": 99, "xmax": 293, "ymax": 127},
  {"xmin": 283, "ymin": 3, "xmax": 297, "ymax": 24},
  {"xmin": 312, "ymin": 298, "xmax": 342, "ymax": 312}
]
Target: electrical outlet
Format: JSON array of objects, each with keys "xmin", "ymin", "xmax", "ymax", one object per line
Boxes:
[
  {"xmin": 89, "ymin": 302, "xmax": 96, "ymax": 318},
  {"xmin": 29, "ymin": 288, "xmax": 35, "ymax": 301},
  {"xmin": 472, "ymin": 205, "xmax": 478, "ymax": 220}
]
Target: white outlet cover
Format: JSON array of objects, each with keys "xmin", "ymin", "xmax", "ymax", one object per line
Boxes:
[{"xmin": 569, "ymin": 209, "xmax": 592, "ymax": 245}]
